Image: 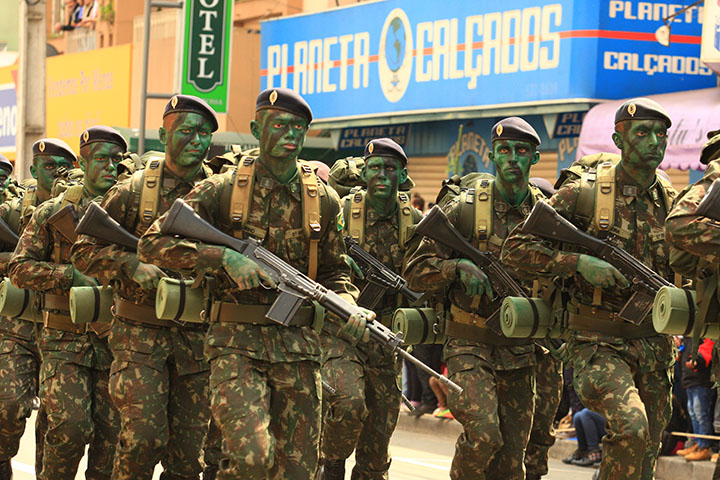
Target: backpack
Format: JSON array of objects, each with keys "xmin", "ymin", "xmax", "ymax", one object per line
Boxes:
[
  {"xmin": 343, "ymin": 187, "xmax": 415, "ymax": 248},
  {"xmin": 328, "ymin": 156, "xmax": 415, "ymax": 198}
]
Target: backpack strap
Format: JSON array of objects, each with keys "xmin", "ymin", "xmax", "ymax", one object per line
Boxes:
[
  {"xmin": 298, "ymin": 161, "xmax": 322, "ymax": 281},
  {"xmin": 5, "ymin": 196, "xmax": 23, "ymax": 235},
  {"xmin": 228, "ymin": 155, "xmax": 256, "ymax": 239},
  {"xmin": 138, "ymin": 157, "xmax": 163, "ymax": 232},
  {"xmin": 347, "ymin": 187, "xmax": 366, "ymax": 246},
  {"xmin": 594, "ymin": 162, "xmax": 616, "ymax": 231},
  {"xmin": 472, "ymin": 178, "xmax": 493, "ymax": 251},
  {"xmin": 396, "ymin": 191, "xmax": 413, "ymax": 248}
]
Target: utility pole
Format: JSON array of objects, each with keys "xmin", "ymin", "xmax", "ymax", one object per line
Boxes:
[{"xmin": 16, "ymin": 0, "xmax": 47, "ymax": 181}]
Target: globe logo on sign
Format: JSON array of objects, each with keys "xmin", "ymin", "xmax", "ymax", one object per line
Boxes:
[
  {"xmin": 378, "ymin": 8, "xmax": 413, "ymax": 103},
  {"xmin": 386, "ymin": 18, "xmax": 406, "ymax": 73}
]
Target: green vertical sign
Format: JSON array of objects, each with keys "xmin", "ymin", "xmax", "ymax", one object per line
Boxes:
[{"xmin": 181, "ymin": 0, "xmax": 233, "ymax": 114}]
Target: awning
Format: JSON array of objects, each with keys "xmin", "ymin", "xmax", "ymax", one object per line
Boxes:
[{"xmin": 577, "ymin": 88, "xmax": 720, "ymax": 172}]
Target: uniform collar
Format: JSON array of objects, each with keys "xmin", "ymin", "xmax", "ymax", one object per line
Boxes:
[
  {"xmin": 492, "ymin": 184, "xmax": 534, "ymax": 219},
  {"xmin": 615, "ymin": 164, "xmax": 662, "ymax": 205},
  {"xmin": 254, "ymin": 160, "xmax": 302, "ymax": 201},
  {"xmin": 161, "ymin": 163, "xmax": 209, "ymax": 190}
]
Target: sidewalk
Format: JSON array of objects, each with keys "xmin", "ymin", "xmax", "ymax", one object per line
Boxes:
[{"xmin": 396, "ymin": 413, "xmax": 717, "ymax": 480}]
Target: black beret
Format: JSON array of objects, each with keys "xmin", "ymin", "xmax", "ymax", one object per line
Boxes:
[
  {"xmin": 32, "ymin": 138, "xmax": 77, "ymax": 162},
  {"xmin": 614, "ymin": 98, "xmax": 671, "ymax": 128},
  {"xmin": 0, "ymin": 153, "xmax": 12, "ymax": 173},
  {"xmin": 163, "ymin": 94, "xmax": 219, "ymax": 132},
  {"xmin": 256, "ymin": 88, "xmax": 312, "ymax": 124},
  {"xmin": 700, "ymin": 132, "xmax": 720, "ymax": 165},
  {"xmin": 80, "ymin": 126, "xmax": 128, "ymax": 151},
  {"xmin": 364, "ymin": 138, "xmax": 408, "ymax": 166},
  {"xmin": 491, "ymin": 117, "xmax": 541, "ymax": 147}
]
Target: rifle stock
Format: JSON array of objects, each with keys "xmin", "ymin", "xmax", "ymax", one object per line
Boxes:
[
  {"xmin": 161, "ymin": 199, "xmax": 464, "ymax": 394},
  {"xmin": 695, "ymin": 179, "xmax": 720, "ymax": 221},
  {"xmin": 75, "ymin": 202, "xmax": 140, "ymax": 251},
  {"xmin": 48, "ymin": 204, "xmax": 79, "ymax": 244},
  {"xmin": 521, "ymin": 201, "xmax": 605, "ymax": 253}
]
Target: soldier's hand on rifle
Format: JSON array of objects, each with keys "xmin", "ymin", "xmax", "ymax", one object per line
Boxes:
[
  {"xmin": 339, "ymin": 309, "xmax": 373, "ymax": 345},
  {"xmin": 341, "ymin": 254, "xmax": 365, "ymax": 279},
  {"xmin": 71, "ymin": 268, "xmax": 99, "ymax": 287},
  {"xmin": 222, "ymin": 249, "xmax": 276, "ymax": 291},
  {"xmin": 576, "ymin": 254, "xmax": 630, "ymax": 289},
  {"xmin": 456, "ymin": 259, "xmax": 493, "ymax": 299},
  {"xmin": 132, "ymin": 262, "xmax": 167, "ymax": 290}
]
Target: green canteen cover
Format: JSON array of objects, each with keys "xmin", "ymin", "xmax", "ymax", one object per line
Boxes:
[
  {"xmin": 0, "ymin": 278, "xmax": 41, "ymax": 322},
  {"xmin": 500, "ymin": 297, "xmax": 556, "ymax": 338},
  {"xmin": 652, "ymin": 286, "xmax": 699, "ymax": 336},
  {"xmin": 69, "ymin": 286, "xmax": 114, "ymax": 324},
  {"xmin": 156, "ymin": 278, "xmax": 206, "ymax": 323},
  {"xmin": 392, "ymin": 308, "xmax": 445, "ymax": 345}
]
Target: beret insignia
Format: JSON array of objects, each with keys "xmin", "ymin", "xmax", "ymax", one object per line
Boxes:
[
  {"xmin": 39, "ymin": 141, "xmax": 45, "ymax": 152},
  {"xmin": 496, "ymin": 124, "xmax": 503, "ymax": 136},
  {"xmin": 269, "ymin": 90, "xmax": 278, "ymax": 105},
  {"xmin": 628, "ymin": 103, "xmax": 636, "ymax": 117},
  {"xmin": 82, "ymin": 130, "xmax": 89, "ymax": 142},
  {"xmin": 171, "ymin": 96, "xmax": 179, "ymax": 109},
  {"xmin": 368, "ymin": 142, "xmax": 374, "ymax": 154}
]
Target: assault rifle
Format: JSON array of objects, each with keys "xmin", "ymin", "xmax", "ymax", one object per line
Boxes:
[
  {"xmin": 48, "ymin": 204, "xmax": 80, "ymax": 244},
  {"xmin": 521, "ymin": 200, "xmax": 672, "ymax": 324},
  {"xmin": 414, "ymin": 205, "xmax": 531, "ymax": 334},
  {"xmin": 0, "ymin": 218, "xmax": 19, "ymax": 248},
  {"xmin": 695, "ymin": 179, "xmax": 720, "ymax": 221},
  {"xmin": 343, "ymin": 236, "xmax": 424, "ymax": 309},
  {"xmin": 160, "ymin": 199, "xmax": 463, "ymax": 394},
  {"xmin": 75, "ymin": 201, "xmax": 140, "ymax": 250}
]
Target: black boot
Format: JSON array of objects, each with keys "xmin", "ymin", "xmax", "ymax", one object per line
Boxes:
[
  {"xmin": 318, "ymin": 459, "xmax": 345, "ymax": 480},
  {"xmin": 203, "ymin": 464, "xmax": 218, "ymax": 480},
  {"xmin": 0, "ymin": 460, "xmax": 12, "ymax": 480}
]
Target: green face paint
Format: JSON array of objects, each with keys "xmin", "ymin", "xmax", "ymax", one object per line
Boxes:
[
  {"xmin": 0, "ymin": 167, "xmax": 11, "ymax": 193},
  {"xmin": 163, "ymin": 112, "xmax": 213, "ymax": 169},
  {"xmin": 257, "ymin": 110, "xmax": 308, "ymax": 163},
  {"xmin": 82, "ymin": 142, "xmax": 122, "ymax": 197},
  {"xmin": 32, "ymin": 155, "xmax": 74, "ymax": 193},
  {"xmin": 364, "ymin": 156, "xmax": 401, "ymax": 201},
  {"xmin": 617, "ymin": 119, "xmax": 668, "ymax": 171},
  {"xmin": 491, "ymin": 140, "xmax": 535, "ymax": 185}
]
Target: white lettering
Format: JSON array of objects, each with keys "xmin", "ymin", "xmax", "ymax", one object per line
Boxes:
[
  {"xmin": 199, "ymin": 0, "xmax": 219, "ymax": 7},
  {"xmin": 520, "ymin": 7, "xmax": 540, "ymax": 71},
  {"xmin": 322, "ymin": 37, "xmax": 337, "ymax": 93},
  {"xmin": 432, "ymin": 19, "xmax": 451, "ymax": 81},
  {"xmin": 416, "ymin": 22, "xmax": 433, "ymax": 82},
  {"xmin": 540, "ymin": 4, "xmax": 561, "ymax": 69},
  {"xmin": 464, "ymin": 15, "xmax": 483, "ymax": 89},
  {"xmin": 307, "ymin": 39, "xmax": 323, "ymax": 94},
  {"xmin": 293, "ymin": 41, "xmax": 307, "ymax": 93},
  {"xmin": 196, "ymin": 57, "xmax": 214, "ymax": 79},
  {"xmin": 338, "ymin": 34, "xmax": 352, "ymax": 91},
  {"xmin": 353, "ymin": 32, "xmax": 369, "ymax": 89},
  {"xmin": 198, "ymin": 10, "xmax": 217, "ymax": 31},
  {"xmin": 501, "ymin": 9, "xmax": 520, "ymax": 73},
  {"xmin": 198, "ymin": 34, "xmax": 215, "ymax": 55}
]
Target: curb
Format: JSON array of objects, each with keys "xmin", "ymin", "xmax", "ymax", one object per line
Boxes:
[{"xmin": 395, "ymin": 413, "xmax": 717, "ymax": 479}]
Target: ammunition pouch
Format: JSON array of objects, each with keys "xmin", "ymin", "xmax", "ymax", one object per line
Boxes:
[
  {"xmin": 208, "ymin": 301, "xmax": 317, "ymax": 329},
  {"xmin": 392, "ymin": 308, "xmax": 445, "ymax": 345},
  {"xmin": 446, "ymin": 304, "xmax": 530, "ymax": 345},
  {"xmin": 155, "ymin": 278, "xmax": 207, "ymax": 323},
  {"xmin": 0, "ymin": 278, "xmax": 42, "ymax": 322},
  {"xmin": 568, "ymin": 303, "xmax": 655, "ymax": 338},
  {"xmin": 69, "ymin": 286, "xmax": 114, "ymax": 325},
  {"xmin": 500, "ymin": 296, "xmax": 562, "ymax": 339},
  {"xmin": 653, "ymin": 286, "xmax": 720, "ymax": 339}
]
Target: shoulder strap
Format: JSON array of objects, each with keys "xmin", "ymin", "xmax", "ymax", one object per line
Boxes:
[
  {"xmin": 594, "ymin": 162, "xmax": 616, "ymax": 231},
  {"xmin": 298, "ymin": 161, "xmax": 322, "ymax": 280},
  {"xmin": 347, "ymin": 187, "xmax": 366, "ymax": 246},
  {"xmin": 396, "ymin": 191, "xmax": 413, "ymax": 248},
  {"xmin": 228, "ymin": 155, "xmax": 257, "ymax": 239},
  {"xmin": 6, "ymin": 196, "xmax": 23, "ymax": 235},
  {"xmin": 472, "ymin": 178, "xmax": 493, "ymax": 251},
  {"xmin": 137, "ymin": 158, "xmax": 163, "ymax": 232},
  {"xmin": 656, "ymin": 174, "xmax": 675, "ymax": 211},
  {"xmin": 574, "ymin": 168, "xmax": 597, "ymax": 228},
  {"xmin": 60, "ymin": 184, "xmax": 84, "ymax": 209}
]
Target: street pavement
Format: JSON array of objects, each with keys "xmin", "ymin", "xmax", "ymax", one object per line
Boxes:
[{"xmin": 12, "ymin": 411, "xmax": 595, "ymax": 479}]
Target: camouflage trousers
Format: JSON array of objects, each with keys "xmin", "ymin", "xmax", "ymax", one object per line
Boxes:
[
  {"xmin": 108, "ymin": 318, "xmax": 210, "ymax": 480},
  {"xmin": 0, "ymin": 320, "xmax": 47, "ymax": 474},
  {"xmin": 38, "ymin": 328, "xmax": 119, "ymax": 480},
  {"xmin": 525, "ymin": 349, "xmax": 563, "ymax": 477},
  {"xmin": 203, "ymin": 416, "xmax": 223, "ymax": 471},
  {"xmin": 570, "ymin": 339, "xmax": 672, "ymax": 480},
  {"xmin": 320, "ymin": 335, "xmax": 401, "ymax": 480},
  {"xmin": 446, "ymin": 355, "xmax": 535, "ymax": 480},
  {"xmin": 209, "ymin": 354, "xmax": 321, "ymax": 480}
]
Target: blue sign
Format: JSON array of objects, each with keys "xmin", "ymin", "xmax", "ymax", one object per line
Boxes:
[
  {"xmin": 0, "ymin": 86, "xmax": 17, "ymax": 152},
  {"xmin": 338, "ymin": 124, "xmax": 410, "ymax": 150},
  {"xmin": 260, "ymin": 0, "xmax": 713, "ymax": 122},
  {"xmin": 553, "ymin": 112, "xmax": 584, "ymax": 138}
]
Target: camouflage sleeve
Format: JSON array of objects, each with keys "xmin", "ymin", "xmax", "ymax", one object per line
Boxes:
[
  {"xmin": 402, "ymin": 198, "xmax": 464, "ymax": 293},
  {"xmin": 665, "ymin": 179, "xmax": 720, "ymax": 265},
  {"xmin": 500, "ymin": 181, "xmax": 582, "ymax": 279},
  {"xmin": 9, "ymin": 199, "xmax": 74, "ymax": 291},
  {"xmin": 70, "ymin": 180, "xmax": 140, "ymax": 285},
  {"xmin": 137, "ymin": 173, "xmax": 227, "ymax": 275}
]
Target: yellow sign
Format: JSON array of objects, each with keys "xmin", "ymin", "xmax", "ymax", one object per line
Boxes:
[{"xmin": 46, "ymin": 44, "xmax": 132, "ymax": 154}]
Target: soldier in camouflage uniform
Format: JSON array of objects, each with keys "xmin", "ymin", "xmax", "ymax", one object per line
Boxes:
[
  {"xmin": 319, "ymin": 138, "xmax": 422, "ymax": 480},
  {"xmin": 0, "ymin": 138, "xmax": 75, "ymax": 480},
  {"xmin": 502, "ymin": 98, "xmax": 677, "ymax": 480},
  {"xmin": 9, "ymin": 127, "xmax": 126, "ymax": 479},
  {"xmin": 70, "ymin": 96, "xmax": 218, "ymax": 480},
  {"xmin": 137, "ymin": 87, "xmax": 370, "ymax": 480},
  {"xmin": 0, "ymin": 154, "xmax": 20, "ymax": 202},
  {"xmin": 404, "ymin": 117, "xmax": 544, "ymax": 480}
]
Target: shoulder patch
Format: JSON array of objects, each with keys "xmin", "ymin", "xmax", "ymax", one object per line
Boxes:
[{"xmin": 336, "ymin": 208, "xmax": 345, "ymax": 231}]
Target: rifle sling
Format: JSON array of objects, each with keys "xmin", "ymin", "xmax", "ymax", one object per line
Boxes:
[
  {"xmin": 208, "ymin": 301, "xmax": 314, "ymax": 327},
  {"xmin": 448, "ymin": 305, "xmax": 530, "ymax": 345},
  {"xmin": 568, "ymin": 304, "xmax": 654, "ymax": 338}
]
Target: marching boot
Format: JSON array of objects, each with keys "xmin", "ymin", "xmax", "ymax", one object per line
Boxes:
[
  {"xmin": 0, "ymin": 460, "xmax": 12, "ymax": 480},
  {"xmin": 318, "ymin": 458, "xmax": 346, "ymax": 480}
]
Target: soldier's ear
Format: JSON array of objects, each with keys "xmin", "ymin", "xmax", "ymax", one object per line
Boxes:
[
  {"xmin": 78, "ymin": 156, "xmax": 87, "ymax": 173},
  {"xmin": 531, "ymin": 151, "xmax": 540, "ymax": 166},
  {"xmin": 612, "ymin": 132, "xmax": 623, "ymax": 151},
  {"xmin": 250, "ymin": 120, "xmax": 261, "ymax": 141},
  {"xmin": 159, "ymin": 127, "xmax": 168, "ymax": 146},
  {"xmin": 360, "ymin": 165, "xmax": 367, "ymax": 183},
  {"xmin": 29, "ymin": 163, "xmax": 37, "ymax": 180},
  {"xmin": 488, "ymin": 151, "xmax": 494, "ymax": 164},
  {"xmin": 399, "ymin": 165, "xmax": 408, "ymax": 185}
]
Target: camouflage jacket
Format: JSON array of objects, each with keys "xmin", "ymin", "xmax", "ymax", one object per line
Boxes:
[
  {"xmin": 404, "ymin": 183, "xmax": 539, "ymax": 368},
  {"xmin": 342, "ymin": 192, "xmax": 423, "ymax": 316},
  {"xmin": 70, "ymin": 163, "xmax": 210, "ymax": 306},
  {"xmin": 138, "ymin": 161, "xmax": 358, "ymax": 363},
  {"xmin": 665, "ymin": 160, "xmax": 720, "ymax": 268}
]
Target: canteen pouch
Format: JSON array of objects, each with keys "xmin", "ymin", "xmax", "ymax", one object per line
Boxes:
[
  {"xmin": 500, "ymin": 296, "xmax": 560, "ymax": 339},
  {"xmin": 0, "ymin": 277, "xmax": 41, "ymax": 322},
  {"xmin": 69, "ymin": 286, "xmax": 114, "ymax": 324},
  {"xmin": 155, "ymin": 277, "xmax": 206, "ymax": 323},
  {"xmin": 392, "ymin": 308, "xmax": 445, "ymax": 345}
]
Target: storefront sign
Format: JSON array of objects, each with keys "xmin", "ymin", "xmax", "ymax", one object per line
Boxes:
[
  {"xmin": 337, "ymin": 124, "xmax": 410, "ymax": 150},
  {"xmin": 181, "ymin": 0, "xmax": 234, "ymax": 113},
  {"xmin": 260, "ymin": 0, "xmax": 713, "ymax": 122},
  {"xmin": 553, "ymin": 112, "xmax": 584, "ymax": 138}
]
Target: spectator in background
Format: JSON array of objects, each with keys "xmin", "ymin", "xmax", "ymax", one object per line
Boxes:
[
  {"xmin": 54, "ymin": 0, "xmax": 82, "ymax": 33},
  {"xmin": 411, "ymin": 192, "xmax": 425, "ymax": 212},
  {"xmin": 570, "ymin": 408, "xmax": 606, "ymax": 467},
  {"xmin": 678, "ymin": 337, "xmax": 716, "ymax": 461},
  {"xmin": 78, "ymin": 0, "xmax": 98, "ymax": 29}
]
